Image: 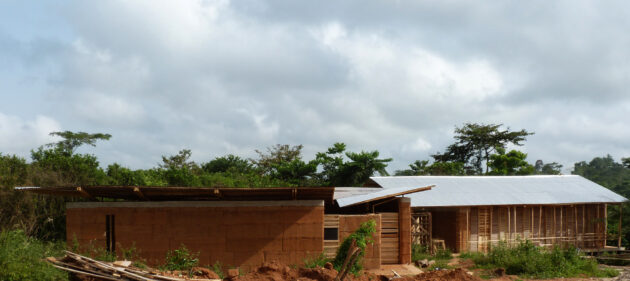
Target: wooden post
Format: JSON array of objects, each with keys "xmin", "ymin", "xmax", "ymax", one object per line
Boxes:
[
  {"xmin": 619, "ymin": 204, "xmax": 623, "ymax": 248},
  {"xmin": 508, "ymin": 207, "xmax": 511, "ymax": 245},
  {"xmin": 489, "ymin": 207, "xmax": 493, "ymax": 246},
  {"xmin": 595, "ymin": 204, "xmax": 601, "ymax": 247},
  {"xmin": 573, "ymin": 205, "xmax": 579, "ymax": 247},
  {"xmin": 531, "ymin": 207, "xmax": 534, "ymax": 239},
  {"xmin": 553, "ymin": 207, "xmax": 557, "ymax": 244},
  {"xmin": 539, "ymin": 206, "xmax": 542, "ymax": 241},
  {"xmin": 466, "ymin": 208, "xmax": 470, "ymax": 252},
  {"xmin": 582, "ymin": 205, "xmax": 586, "ymax": 248},
  {"xmin": 560, "ymin": 206, "xmax": 564, "ymax": 243}
]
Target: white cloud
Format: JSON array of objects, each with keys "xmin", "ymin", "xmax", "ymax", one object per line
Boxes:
[
  {"xmin": 2, "ymin": 0, "xmax": 630, "ymax": 172},
  {"xmin": 0, "ymin": 113, "xmax": 61, "ymax": 156}
]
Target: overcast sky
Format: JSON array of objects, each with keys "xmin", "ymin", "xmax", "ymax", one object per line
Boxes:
[{"xmin": 1, "ymin": 0, "xmax": 629, "ymax": 173}]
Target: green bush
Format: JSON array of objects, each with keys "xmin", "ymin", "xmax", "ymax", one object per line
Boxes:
[
  {"xmin": 0, "ymin": 229, "xmax": 68, "ymax": 281},
  {"xmin": 163, "ymin": 244, "xmax": 199, "ymax": 272},
  {"xmin": 434, "ymin": 248, "xmax": 453, "ymax": 260},
  {"xmin": 412, "ymin": 243, "xmax": 431, "ymax": 261},
  {"xmin": 211, "ymin": 261, "xmax": 225, "ymax": 279},
  {"xmin": 472, "ymin": 240, "xmax": 619, "ymax": 278},
  {"xmin": 333, "ymin": 220, "xmax": 376, "ymax": 275},
  {"xmin": 304, "ymin": 252, "xmax": 329, "ymax": 268}
]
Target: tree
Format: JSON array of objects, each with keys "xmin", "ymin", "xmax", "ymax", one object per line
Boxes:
[
  {"xmin": 159, "ymin": 149, "xmax": 201, "ymax": 186},
  {"xmin": 0, "ymin": 153, "xmax": 28, "ymax": 188},
  {"xmin": 202, "ymin": 155, "xmax": 253, "ymax": 174},
  {"xmin": 394, "ymin": 160, "xmax": 466, "ymax": 176},
  {"xmin": 315, "ymin": 143, "xmax": 392, "ymax": 186},
  {"xmin": 572, "ymin": 155, "xmax": 630, "ymax": 247},
  {"xmin": 251, "ymin": 144, "xmax": 317, "ymax": 185},
  {"xmin": 487, "ymin": 148, "xmax": 535, "ymax": 175},
  {"xmin": 623, "ymin": 157, "xmax": 630, "ymax": 169},
  {"xmin": 534, "ymin": 160, "xmax": 563, "ymax": 175},
  {"xmin": 432, "ymin": 123, "xmax": 533, "ymax": 174},
  {"xmin": 160, "ymin": 149, "xmax": 197, "ymax": 170},
  {"xmin": 47, "ymin": 131, "xmax": 111, "ymax": 155}
]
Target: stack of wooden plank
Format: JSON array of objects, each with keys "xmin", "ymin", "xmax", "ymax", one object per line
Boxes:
[{"xmin": 47, "ymin": 251, "xmax": 217, "ymax": 281}]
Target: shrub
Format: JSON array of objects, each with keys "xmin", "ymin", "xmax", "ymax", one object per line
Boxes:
[
  {"xmin": 211, "ymin": 261, "xmax": 225, "ymax": 279},
  {"xmin": 472, "ymin": 240, "xmax": 619, "ymax": 278},
  {"xmin": 304, "ymin": 252, "xmax": 329, "ymax": 268},
  {"xmin": 0, "ymin": 229, "xmax": 68, "ymax": 281},
  {"xmin": 412, "ymin": 243, "xmax": 431, "ymax": 261},
  {"xmin": 434, "ymin": 248, "xmax": 453, "ymax": 260},
  {"xmin": 163, "ymin": 244, "xmax": 199, "ymax": 272},
  {"xmin": 333, "ymin": 220, "xmax": 376, "ymax": 275}
]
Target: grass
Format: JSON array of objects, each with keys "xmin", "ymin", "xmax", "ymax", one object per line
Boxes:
[
  {"xmin": 211, "ymin": 261, "xmax": 225, "ymax": 279},
  {"xmin": 304, "ymin": 252, "xmax": 330, "ymax": 268},
  {"xmin": 412, "ymin": 243, "xmax": 455, "ymax": 271},
  {"xmin": 471, "ymin": 240, "xmax": 619, "ymax": 279},
  {"xmin": 0, "ymin": 229, "xmax": 68, "ymax": 281}
]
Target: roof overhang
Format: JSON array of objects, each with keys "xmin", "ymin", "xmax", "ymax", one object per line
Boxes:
[{"xmin": 335, "ymin": 185, "xmax": 433, "ymax": 208}]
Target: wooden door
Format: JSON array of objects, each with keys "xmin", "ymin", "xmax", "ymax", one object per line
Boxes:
[
  {"xmin": 478, "ymin": 207, "xmax": 491, "ymax": 252},
  {"xmin": 380, "ymin": 212, "xmax": 399, "ymax": 264}
]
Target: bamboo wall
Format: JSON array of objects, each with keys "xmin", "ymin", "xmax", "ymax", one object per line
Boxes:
[{"xmin": 454, "ymin": 204, "xmax": 607, "ymax": 253}]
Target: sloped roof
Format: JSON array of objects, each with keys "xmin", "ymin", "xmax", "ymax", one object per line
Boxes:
[
  {"xmin": 335, "ymin": 185, "xmax": 433, "ymax": 207},
  {"xmin": 369, "ymin": 175, "xmax": 627, "ymax": 207}
]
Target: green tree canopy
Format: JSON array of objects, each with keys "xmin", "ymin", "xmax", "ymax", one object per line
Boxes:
[
  {"xmin": 487, "ymin": 148, "xmax": 535, "ymax": 175},
  {"xmin": 432, "ymin": 123, "xmax": 533, "ymax": 174},
  {"xmin": 47, "ymin": 131, "xmax": 111, "ymax": 155},
  {"xmin": 202, "ymin": 154, "xmax": 253, "ymax": 174},
  {"xmin": 315, "ymin": 142, "xmax": 392, "ymax": 186}
]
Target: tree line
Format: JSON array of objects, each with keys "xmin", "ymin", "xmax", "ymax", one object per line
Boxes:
[{"xmin": 1, "ymin": 123, "xmax": 629, "ymax": 245}]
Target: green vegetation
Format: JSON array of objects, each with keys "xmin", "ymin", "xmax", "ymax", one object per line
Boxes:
[
  {"xmin": 163, "ymin": 244, "xmax": 200, "ymax": 272},
  {"xmin": 211, "ymin": 261, "xmax": 225, "ymax": 279},
  {"xmin": 411, "ymin": 244, "xmax": 454, "ymax": 271},
  {"xmin": 0, "ymin": 229, "xmax": 68, "ymax": 281},
  {"xmin": 470, "ymin": 240, "xmax": 618, "ymax": 278},
  {"xmin": 303, "ymin": 252, "xmax": 329, "ymax": 268},
  {"xmin": 333, "ymin": 220, "xmax": 376, "ymax": 275}
]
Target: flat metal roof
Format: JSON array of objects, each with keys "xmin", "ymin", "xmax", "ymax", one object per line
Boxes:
[
  {"xmin": 15, "ymin": 186, "xmax": 335, "ymax": 204},
  {"xmin": 368, "ymin": 175, "xmax": 628, "ymax": 207}
]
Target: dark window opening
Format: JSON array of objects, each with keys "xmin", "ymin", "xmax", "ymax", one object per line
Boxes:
[
  {"xmin": 324, "ymin": 227, "xmax": 338, "ymax": 240},
  {"xmin": 105, "ymin": 214, "xmax": 115, "ymax": 253}
]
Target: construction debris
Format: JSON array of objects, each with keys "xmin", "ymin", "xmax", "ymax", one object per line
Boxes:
[{"xmin": 46, "ymin": 251, "xmax": 220, "ymax": 281}]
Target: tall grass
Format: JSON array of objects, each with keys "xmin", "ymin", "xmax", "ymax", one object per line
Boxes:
[
  {"xmin": 472, "ymin": 240, "xmax": 618, "ymax": 278},
  {"xmin": 0, "ymin": 229, "xmax": 68, "ymax": 281}
]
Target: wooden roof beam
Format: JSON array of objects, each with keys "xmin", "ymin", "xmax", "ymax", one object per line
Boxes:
[
  {"xmin": 133, "ymin": 187, "xmax": 148, "ymax": 201},
  {"xmin": 76, "ymin": 187, "xmax": 94, "ymax": 200}
]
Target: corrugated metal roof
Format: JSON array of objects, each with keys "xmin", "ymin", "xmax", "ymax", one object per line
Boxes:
[
  {"xmin": 369, "ymin": 175, "xmax": 628, "ymax": 207},
  {"xmin": 335, "ymin": 185, "xmax": 433, "ymax": 207},
  {"xmin": 333, "ymin": 187, "xmax": 381, "ymax": 200}
]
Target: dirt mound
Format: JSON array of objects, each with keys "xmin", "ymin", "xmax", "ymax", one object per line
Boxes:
[
  {"xmin": 233, "ymin": 261, "xmax": 339, "ymax": 281},
  {"xmin": 398, "ymin": 268, "xmax": 482, "ymax": 281}
]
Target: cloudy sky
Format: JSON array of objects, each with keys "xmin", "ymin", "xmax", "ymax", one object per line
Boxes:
[{"xmin": 1, "ymin": 0, "xmax": 629, "ymax": 173}]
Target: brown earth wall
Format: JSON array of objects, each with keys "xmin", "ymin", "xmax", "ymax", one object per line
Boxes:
[
  {"xmin": 338, "ymin": 214, "xmax": 381, "ymax": 269},
  {"xmin": 66, "ymin": 201, "xmax": 324, "ymax": 272}
]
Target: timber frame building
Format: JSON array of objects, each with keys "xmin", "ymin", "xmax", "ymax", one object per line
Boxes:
[
  {"xmin": 366, "ymin": 175, "xmax": 628, "ymax": 253},
  {"xmin": 17, "ymin": 175, "xmax": 626, "ymax": 271}
]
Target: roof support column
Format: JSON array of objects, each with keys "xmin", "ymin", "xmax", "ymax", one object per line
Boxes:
[
  {"xmin": 619, "ymin": 204, "xmax": 623, "ymax": 248},
  {"xmin": 398, "ymin": 197, "xmax": 411, "ymax": 264}
]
